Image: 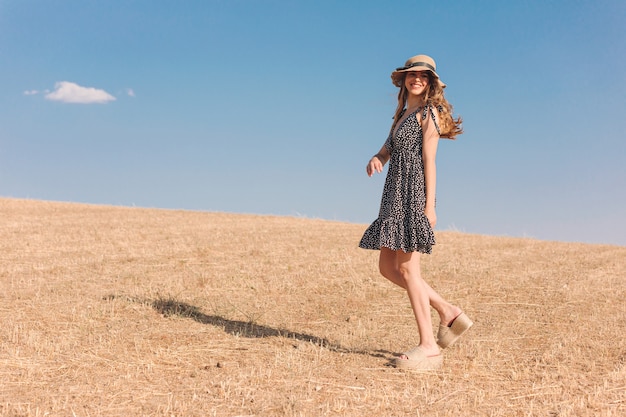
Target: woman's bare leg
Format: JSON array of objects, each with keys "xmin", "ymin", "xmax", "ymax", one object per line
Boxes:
[
  {"xmin": 395, "ymin": 249, "xmax": 439, "ymax": 356},
  {"xmin": 422, "ymin": 280, "xmax": 462, "ymax": 326},
  {"xmin": 379, "ymin": 247, "xmax": 462, "ymax": 326},
  {"xmin": 379, "ymin": 247, "xmax": 406, "ymax": 287}
]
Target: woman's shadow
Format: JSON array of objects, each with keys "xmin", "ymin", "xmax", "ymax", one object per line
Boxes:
[{"xmin": 148, "ymin": 297, "xmax": 393, "ymax": 360}]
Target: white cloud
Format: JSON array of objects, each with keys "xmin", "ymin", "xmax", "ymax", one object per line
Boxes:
[
  {"xmin": 23, "ymin": 90, "xmax": 39, "ymax": 95},
  {"xmin": 127, "ymin": 88, "xmax": 135, "ymax": 97},
  {"xmin": 45, "ymin": 81, "xmax": 116, "ymax": 104}
]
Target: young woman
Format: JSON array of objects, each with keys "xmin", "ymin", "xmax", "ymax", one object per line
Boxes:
[{"xmin": 359, "ymin": 54, "xmax": 471, "ymax": 370}]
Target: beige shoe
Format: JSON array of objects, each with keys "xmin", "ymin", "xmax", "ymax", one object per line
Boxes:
[
  {"xmin": 394, "ymin": 346, "xmax": 443, "ymax": 370},
  {"xmin": 437, "ymin": 312, "xmax": 473, "ymax": 348}
]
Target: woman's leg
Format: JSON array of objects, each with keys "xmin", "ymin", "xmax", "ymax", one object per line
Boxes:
[
  {"xmin": 421, "ymin": 280, "xmax": 462, "ymax": 326},
  {"xmin": 394, "ymin": 249, "xmax": 439, "ymax": 356},
  {"xmin": 378, "ymin": 248, "xmax": 461, "ymax": 326},
  {"xmin": 379, "ymin": 247, "xmax": 406, "ymax": 288}
]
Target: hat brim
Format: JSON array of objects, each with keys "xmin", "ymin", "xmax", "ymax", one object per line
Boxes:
[{"xmin": 391, "ymin": 68, "xmax": 446, "ymax": 88}]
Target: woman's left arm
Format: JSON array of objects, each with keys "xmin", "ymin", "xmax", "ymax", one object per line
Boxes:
[{"xmin": 422, "ymin": 109, "xmax": 441, "ymax": 228}]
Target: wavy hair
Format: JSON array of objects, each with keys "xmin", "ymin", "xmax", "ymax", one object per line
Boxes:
[{"xmin": 392, "ymin": 72, "xmax": 463, "ymax": 140}]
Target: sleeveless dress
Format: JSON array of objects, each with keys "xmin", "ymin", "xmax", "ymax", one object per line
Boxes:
[{"xmin": 359, "ymin": 105, "xmax": 441, "ymax": 254}]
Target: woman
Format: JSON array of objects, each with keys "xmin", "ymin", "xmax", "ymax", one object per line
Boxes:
[{"xmin": 359, "ymin": 54, "xmax": 471, "ymax": 370}]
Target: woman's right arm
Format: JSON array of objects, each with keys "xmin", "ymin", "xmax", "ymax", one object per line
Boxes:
[{"xmin": 366, "ymin": 146, "xmax": 390, "ymax": 177}]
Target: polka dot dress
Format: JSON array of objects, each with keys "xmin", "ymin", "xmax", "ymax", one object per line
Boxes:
[{"xmin": 359, "ymin": 105, "xmax": 440, "ymax": 254}]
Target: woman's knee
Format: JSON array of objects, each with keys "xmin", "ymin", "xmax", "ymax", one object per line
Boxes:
[
  {"xmin": 397, "ymin": 258, "xmax": 421, "ymax": 283},
  {"xmin": 397, "ymin": 264, "xmax": 414, "ymax": 280}
]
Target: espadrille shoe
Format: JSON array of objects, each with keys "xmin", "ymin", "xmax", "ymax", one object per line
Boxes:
[
  {"xmin": 394, "ymin": 346, "xmax": 443, "ymax": 370},
  {"xmin": 437, "ymin": 312, "xmax": 473, "ymax": 348}
]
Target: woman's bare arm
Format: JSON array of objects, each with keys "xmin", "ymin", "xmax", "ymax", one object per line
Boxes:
[
  {"xmin": 422, "ymin": 109, "xmax": 441, "ymax": 228},
  {"xmin": 366, "ymin": 145, "xmax": 391, "ymax": 177}
]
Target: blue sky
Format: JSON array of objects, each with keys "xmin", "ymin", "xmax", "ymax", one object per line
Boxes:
[{"xmin": 1, "ymin": 0, "xmax": 625, "ymax": 246}]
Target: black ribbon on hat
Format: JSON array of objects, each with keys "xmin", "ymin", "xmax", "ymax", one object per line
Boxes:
[{"xmin": 396, "ymin": 61, "xmax": 436, "ymax": 72}]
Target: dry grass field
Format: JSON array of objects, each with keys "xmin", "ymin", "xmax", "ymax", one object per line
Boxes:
[{"xmin": 1, "ymin": 197, "xmax": 624, "ymax": 417}]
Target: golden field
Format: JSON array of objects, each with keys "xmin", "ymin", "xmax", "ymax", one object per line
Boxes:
[{"xmin": 0, "ymin": 197, "xmax": 624, "ymax": 416}]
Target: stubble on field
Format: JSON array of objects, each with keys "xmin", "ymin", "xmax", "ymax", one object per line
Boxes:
[{"xmin": 1, "ymin": 198, "xmax": 624, "ymax": 416}]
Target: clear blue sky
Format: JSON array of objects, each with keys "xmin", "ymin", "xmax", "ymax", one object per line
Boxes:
[{"xmin": 1, "ymin": 0, "xmax": 625, "ymax": 246}]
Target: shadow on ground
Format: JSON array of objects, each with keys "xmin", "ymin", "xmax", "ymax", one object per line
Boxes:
[{"xmin": 104, "ymin": 294, "xmax": 394, "ymax": 361}]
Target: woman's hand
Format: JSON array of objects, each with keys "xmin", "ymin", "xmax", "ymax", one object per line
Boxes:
[
  {"xmin": 425, "ymin": 206, "xmax": 437, "ymax": 229},
  {"xmin": 366, "ymin": 155, "xmax": 384, "ymax": 177}
]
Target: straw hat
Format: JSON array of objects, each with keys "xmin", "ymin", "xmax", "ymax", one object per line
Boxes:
[{"xmin": 391, "ymin": 54, "xmax": 446, "ymax": 88}]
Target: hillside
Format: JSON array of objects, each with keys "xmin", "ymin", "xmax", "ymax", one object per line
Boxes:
[{"xmin": 1, "ymin": 198, "xmax": 624, "ymax": 416}]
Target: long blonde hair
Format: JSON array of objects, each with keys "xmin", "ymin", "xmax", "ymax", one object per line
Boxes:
[{"xmin": 392, "ymin": 72, "xmax": 463, "ymax": 139}]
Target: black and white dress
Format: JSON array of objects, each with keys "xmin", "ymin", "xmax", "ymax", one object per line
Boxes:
[{"xmin": 359, "ymin": 105, "xmax": 440, "ymax": 254}]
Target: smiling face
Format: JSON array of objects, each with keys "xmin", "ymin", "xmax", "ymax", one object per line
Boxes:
[{"xmin": 404, "ymin": 71, "xmax": 430, "ymax": 98}]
